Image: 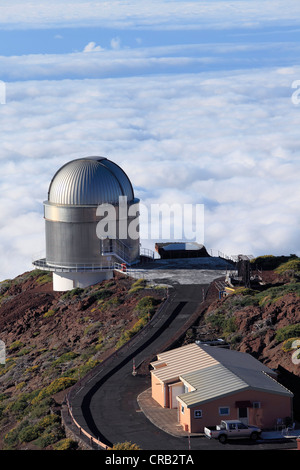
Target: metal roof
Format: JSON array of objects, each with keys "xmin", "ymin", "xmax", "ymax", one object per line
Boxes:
[
  {"xmin": 198, "ymin": 344, "xmax": 278, "ymax": 378},
  {"xmin": 48, "ymin": 156, "xmax": 134, "ymax": 205},
  {"xmin": 150, "ymin": 343, "xmax": 218, "ymax": 383},
  {"xmin": 177, "ymin": 364, "xmax": 248, "ymax": 407}
]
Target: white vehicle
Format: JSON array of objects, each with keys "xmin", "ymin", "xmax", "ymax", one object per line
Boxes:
[{"xmin": 204, "ymin": 420, "xmax": 261, "ymax": 444}]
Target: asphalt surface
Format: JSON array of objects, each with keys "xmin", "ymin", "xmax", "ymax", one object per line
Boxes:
[
  {"xmin": 69, "ymin": 281, "xmax": 297, "ymax": 451},
  {"xmin": 70, "ymin": 284, "xmax": 207, "ymax": 448}
]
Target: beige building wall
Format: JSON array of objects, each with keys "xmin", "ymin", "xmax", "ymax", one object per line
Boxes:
[
  {"xmin": 151, "ymin": 373, "xmax": 166, "ymax": 408},
  {"xmin": 178, "ymin": 390, "xmax": 293, "ymax": 433}
]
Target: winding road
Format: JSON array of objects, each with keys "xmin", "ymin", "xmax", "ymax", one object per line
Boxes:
[{"xmin": 67, "ymin": 265, "xmax": 297, "ymax": 451}]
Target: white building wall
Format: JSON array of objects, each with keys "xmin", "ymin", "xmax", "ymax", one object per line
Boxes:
[{"xmin": 53, "ymin": 270, "xmax": 113, "ymax": 291}]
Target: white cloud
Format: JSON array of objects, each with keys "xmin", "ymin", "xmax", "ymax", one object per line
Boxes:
[
  {"xmin": 83, "ymin": 41, "xmax": 103, "ymax": 53},
  {"xmin": 1, "ymin": 40, "xmax": 299, "ymax": 82},
  {"xmin": 0, "ymin": 1, "xmax": 299, "ymax": 280},
  {"xmin": 0, "ymin": 1, "xmax": 300, "ymax": 31},
  {"xmin": 0, "ymin": 62, "xmax": 299, "ymax": 280},
  {"xmin": 110, "ymin": 37, "xmax": 121, "ymax": 50}
]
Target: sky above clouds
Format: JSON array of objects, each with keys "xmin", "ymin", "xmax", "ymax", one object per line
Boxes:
[{"xmin": 0, "ymin": 0, "xmax": 300, "ymax": 280}]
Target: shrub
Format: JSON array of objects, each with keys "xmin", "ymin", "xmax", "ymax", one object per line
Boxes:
[
  {"xmin": 275, "ymin": 324, "xmax": 300, "ymax": 343},
  {"xmin": 53, "ymin": 438, "xmax": 78, "ymax": 450},
  {"xmin": 128, "ymin": 279, "xmax": 147, "ymax": 294},
  {"xmin": 36, "ymin": 273, "xmax": 52, "ymax": 285},
  {"xmin": 52, "ymin": 352, "xmax": 79, "ymax": 367},
  {"xmin": 275, "ymin": 259, "xmax": 300, "ymax": 276},
  {"xmin": 35, "ymin": 423, "xmax": 65, "ymax": 448},
  {"xmin": 110, "ymin": 441, "xmax": 141, "ymax": 450},
  {"xmin": 44, "ymin": 309, "xmax": 56, "ymax": 318},
  {"xmin": 282, "ymin": 337, "xmax": 300, "ymax": 352},
  {"xmin": 9, "ymin": 340, "xmax": 24, "ymax": 351},
  {"xmin": 256, "ymin": 283, "xmax": 300, "ymax": 307},
  {"xmin": 135, "ymin": 296, "xmax": 160, "ymax": 317},
  {"xmin": 61, "ymin": 288, "xmax": 84, "ymax": 300},
  {"xmin": 4, "ymin": 421, "xmax": 28, "ymax": 448},
  {"xmin": 250, "ymin": 255, "xmax": 298, "ymax": 270},
  {"xmin": 9, "ymin": 395, "xmax": 30, "ymax": 417},
  {"xmin": 93, "ymin": 288, "xmax": 113, "ymax": 302},
  {"xmin": 18, "ymin": 424, "xmax": 40, "ymax": 443},
  {"xmin": 116, "ymin": 317, "xmax": 149, "ymax": 349},
  {"xmin": 32, "ymin": 377, "xmax": 76, "ymax": 404}
]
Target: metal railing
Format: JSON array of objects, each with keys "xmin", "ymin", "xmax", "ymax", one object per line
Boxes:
[
  {"xmin": 32, "ymin": 258, "xmax": 115, "ymax": 272},
  {"xmin": 64, "ymin": 288, "xmax": 172, "ymax": 449}
]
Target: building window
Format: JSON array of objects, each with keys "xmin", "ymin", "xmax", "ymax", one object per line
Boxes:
[
  {"xmin": 219, "ymin": 406, "xmax": 230, "ymax": 416},
  {"xmin": 181, "ymin": 405, "xmax": 185, "ymax": 414},
  {"xmin": 194, "ymin": 410, "xmax": 202, "ymax": 419},
  {"xmin": 253, "ymin": 402, "xmax": 261, "ymax": 409}
]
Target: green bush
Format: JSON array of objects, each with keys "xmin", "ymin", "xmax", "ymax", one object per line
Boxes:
[
  {"xmin": 4, "ymin": 421, "xmax": 29, "ymax": 448},
  {"xmin": 110, "ymin": 441, "xmax": 141, "ymax": 450},
  {"xmin": 18, "ymin": 424, "xmax": 40, "ymax": 443},
  {"xmin": 9, "ymin": 395, "xmax": 30, "ymax": 417},
  {"xmin": 206, "ymin": 311, "xmax": 237, "ymax": 335},
  {"xmin": 53, "ymin": 438, "xmax": 78, "ymax": 450},
  {"xmin": 9, "ymin": 340, "xmax": 24, "ymax": 351},
  {"xmin": 250, "ymin": 255, "xmax": 298, "ymax": 270},
  {"xmin": 275, "ymin": 259, "xmax": 300, "ymax": 275},
  {"xmin": 44, "ymin": 309, "xmax": 56, "ymax": 318},
  {"xmin": 61, "ymin": 287, "xmax": 84, "ymax": 300},
  {"xmin": 282, "ymin": 337, "xmax": 300, "ymax": 352},
  {"xmin": 35, "ymin": 423, "xmax": 65, "ymax": 448},
  {"xmin": 275, "ymin": 324, "xmax": 300, "ymax": 343},
  {"xmin": 52, "ymin": 352, "xmax": 79, "ymax": 367},
  {"xmin": 128, "ymin": 279, "xmax": 147, "ymax": 294},
  {"xmin": 135, "ymin": 296, "xmax": 160, "ymax": 317},
  {"xmin": 32, "ymin": 377, "xmax": 76, "ymax": 404},
  {"xmin": 256, "ymin": 283, "xmax": 300, "ymax": 307}
]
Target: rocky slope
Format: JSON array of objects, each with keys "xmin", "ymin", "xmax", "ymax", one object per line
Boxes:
[
  {"xmin": 0, "ymin": 269, "xmax": 166, "ymax": 450},
  {"xmin": 0, "ymin": 257, "xmax": 299, "ymax": 449}
]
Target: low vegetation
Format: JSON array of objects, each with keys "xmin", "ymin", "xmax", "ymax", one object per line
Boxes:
[
  {"xmin": 0, "ymin": 271, "xmax": 164, "ymax": 450},
  {"xmin": 205, "ymin": 265, "xmax": 300, "ymax": 347}
]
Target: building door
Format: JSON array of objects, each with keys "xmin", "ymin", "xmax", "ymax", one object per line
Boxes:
[
  {"xmin": 238, "ymin": 406, "xmax": 248, "ymax": 425},
  {"xmin": 169, "ymin": 383, "xmax": 184, "ymax": 408}
]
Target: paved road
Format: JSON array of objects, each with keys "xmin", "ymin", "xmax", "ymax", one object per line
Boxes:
[
  {"xmin": 69, "ymin": 282, "xmax": 297, "ymax": 451},
  {"xmin": 71, "ymin": 284, "xmax": 207, "ymax": 448}
]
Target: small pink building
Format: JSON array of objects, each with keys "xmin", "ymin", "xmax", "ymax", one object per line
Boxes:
[{"xmin": 151, "ymin": 343, "xmax": 293, "ymax": 433}]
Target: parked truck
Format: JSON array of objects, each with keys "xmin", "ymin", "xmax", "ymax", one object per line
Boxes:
[{"xmin": 204, "ymin": 420, "xmax": 261, "ymax": 443}]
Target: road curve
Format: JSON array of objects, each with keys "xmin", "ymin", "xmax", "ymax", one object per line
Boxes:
[{"xmin": 69, "ymin": 284, "xmax": 207, "ymax": 449}]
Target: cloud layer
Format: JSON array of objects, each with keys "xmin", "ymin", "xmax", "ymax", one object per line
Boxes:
[
  {"xmin": 1, "ymin": 1, "xmax": 300, "ymax": 31},
  {"xmin": 0, "ymin": 1, "xmax": 299, "ymax": 280}
]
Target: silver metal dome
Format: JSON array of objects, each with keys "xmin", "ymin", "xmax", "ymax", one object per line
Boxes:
[{"xmin": 48, "ymin": 156, "xmax": 134, "ymax": 205}]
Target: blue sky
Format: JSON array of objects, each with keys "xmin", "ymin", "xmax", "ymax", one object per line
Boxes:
[{"xmin": 0, "ymin": 0, "xmax": 300, "ymax": 280}]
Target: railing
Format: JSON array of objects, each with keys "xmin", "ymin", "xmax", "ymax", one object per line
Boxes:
[
  {"xmin": 32, "ymin": 258, "xmax": 115, "ymax": 272},
  {"xmin": 100, "ymin": 238, "xmax": 135, "ymax": 265},
  {"xmin": 64, "ymin": 288, "xmax": 172, "ymax": 450}
]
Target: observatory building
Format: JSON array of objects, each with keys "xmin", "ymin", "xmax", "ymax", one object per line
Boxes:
[{"xmin": 33, "ymin": 156, "xmax": 140, "ymax": 291}]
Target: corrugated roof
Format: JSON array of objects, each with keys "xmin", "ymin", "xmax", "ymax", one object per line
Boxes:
[
  {"xmin": 199, "ymin": 344, "xmax": 278, "ymax": 378},
  {"xmin": 48, "ymin": 157, "xmax": 134, "ymax": 205},
  {"xmin": 150, "ymin": 343, "xmax": 218, "ymax": 383},
  {"xmin": 178, "ymin": 363, "xmax": 248, "ymax": 407},
  {"xmin": 151, "ymin": 343, "xmax": 293, "ymax": 407}
]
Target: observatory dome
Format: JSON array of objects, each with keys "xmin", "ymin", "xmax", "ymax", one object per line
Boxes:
[{"xmin": 48, "ymin": 156, "xmax": 134, "ymax": 205}]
